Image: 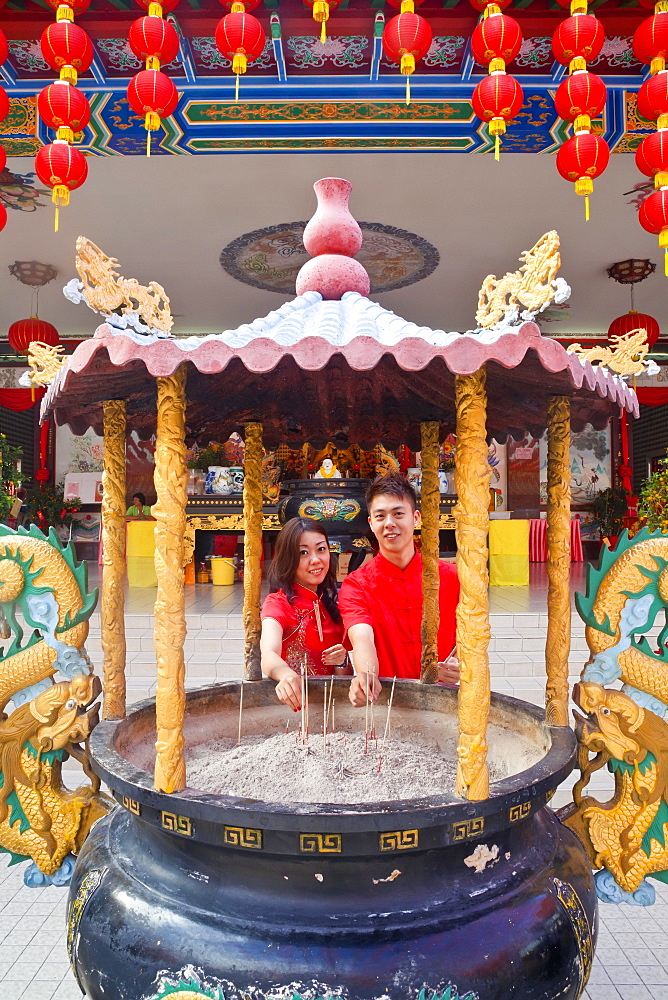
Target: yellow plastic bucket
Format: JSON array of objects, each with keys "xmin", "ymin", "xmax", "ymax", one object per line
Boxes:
[{"xmin": 211, "ymin": 556, "xmax": 235, "ymax": 586}]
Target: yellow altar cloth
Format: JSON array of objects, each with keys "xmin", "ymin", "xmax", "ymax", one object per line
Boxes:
[
  {"xmin": 489, "ymin": 519, "xmax": 529, "ymax": 587},
  {"xmin": 126, "ymin": 518, "xmax": 157, "ymax": 587}
]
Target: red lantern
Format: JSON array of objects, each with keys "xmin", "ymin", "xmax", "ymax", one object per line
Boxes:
[
  {"xmin": 35, "ymin": 141, "xmax": 87, "ymax": 230},
  {"xmin": 8, "ymin": 317, "xmax": 60, "ymax": 356},
  {"xmin": 556, "ymin": 132, "xmax": 609, "ymax": 218},
  {"xmin": 639, "ymin": 188, "xmax": 668, "ymax": 274},
  {"xmin": 552, "ymin": 15, "xmax": 604, "ymax": 69},
  {"xmin": 636, "ymin": 130, "xmax": 668, "ymax": 189},
  {"xmin": 129, "ymin": 16, "xmax": 180, "ymax": 68},
  {"xmin": 127, "ymin": 69, "xmax": 178, "ymax": 153},
  {"xmin": 472, "ymin": 73, "xmax": 523, "ymax": 127},
  {"xmin": 38, "ymin": 82, "xmax": 90, "ymax": 141},
  {"xmin": 382, "ymin": 11, "xmax": 432, "ymax": 105},
  {"xmin": 554, "ymin": 70, "xmax": 606, "ymax": 131},
  {"xmin": 608, "ymin": 311, "xmax": 660, "ymax": 349},
  {"xmin": 302, "ymin": 0, "xmax": 341, "ymax": 44},
  {"xmin": 0, "ymin": 202, "xmax": 6, "ymax": 233},
  {"xmin": 637, "ymin": 72, "xmax": 668, "ymax": 124},
  {"xmin": 0, "ymin": 87, "xmax": 8, "ymax": 125},
  {"xmin": 40, "ymin": 22, "xmax": 93, "ymax": 84},
  {"xmin": 0, "ymin": 27, "xmax": 7, "ymax": 65},
  {"xmin": 471, "ymin": 14, "xmax": 522, "ymax": 71},
  {"xmin": 215, "ymin": 12, "xmax": 266, "ymax": 100},
  {"xmin": 633, "ymin": 12, "xmax": 668, "ymax": 75}
]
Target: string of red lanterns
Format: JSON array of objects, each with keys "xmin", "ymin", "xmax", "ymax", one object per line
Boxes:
[
  {"xmin": 382, "ymin": 0, "xmax": 432, "ymax": 107},
  {"xmin": 127, "ymin": 0, "xmax": 180, "ymax": 156},
  {"xmin": 552, "ymin": 0, "xmax": 609, "ymax": 220},
  {"xmin": 0, "ymin": 24, "xmax": 8, "ymax": 233},
  {"xmin": 36, "ymin": 0, "xmax": 93, "ymax": 231},
  {"xmin": 633, "ymin": 1, "xmax": 668, "ymax": 275},
  {"xmin": 470, "ymin": 1, "xmax": 523, "ymax": 159},
  {"xmin": 214, "ymin": 0, "xmax": 266, "ymax": 103}
]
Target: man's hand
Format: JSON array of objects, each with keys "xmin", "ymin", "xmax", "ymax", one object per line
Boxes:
[
  {"xmin": 349, "ymin": 671, "xmax": 382, "ymax": 707},
  {"xmin": 275, "ymin": 671, "xmax": 303, "ymax": 712},
  {"xmin": 437, "ymin": 654, "xmax": 459, "ymax": 687}
]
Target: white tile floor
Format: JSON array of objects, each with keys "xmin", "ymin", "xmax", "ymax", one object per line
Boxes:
[{"xmin": 4, "ymin": 561, "xmax": 667, "ymax": 999}]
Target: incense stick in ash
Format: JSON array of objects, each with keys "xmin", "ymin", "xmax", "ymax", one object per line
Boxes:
[
  {"xmin": 237, "ymin": 678, "xmax": 244, "ymax": 747},
  {"xmin": 377, "ymin": 676, "xmax": 397, "ymax": 774}
]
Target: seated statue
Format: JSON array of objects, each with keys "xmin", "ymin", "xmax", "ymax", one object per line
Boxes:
[{"xmin": 313, "ymin": 457, "xmax": 341, "ymax": 480}]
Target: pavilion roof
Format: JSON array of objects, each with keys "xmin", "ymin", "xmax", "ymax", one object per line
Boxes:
[{"xmin": 42, "ymin": 291, "xmax": 637, "ymax": 450}]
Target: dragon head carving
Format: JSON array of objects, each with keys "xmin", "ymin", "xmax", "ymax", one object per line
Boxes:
[{"xmin": 28, "ymin": 674, "xmax": 101, "ymax": 752}]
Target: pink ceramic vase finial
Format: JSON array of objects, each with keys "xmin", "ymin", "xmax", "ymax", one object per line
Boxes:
[{"xmin": 295, "ymin": 177, "xmax": 370, "ymax": 301}]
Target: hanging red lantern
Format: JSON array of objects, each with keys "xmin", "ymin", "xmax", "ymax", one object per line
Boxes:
[
  {"xmin": 0, "ymin": 87, "xmax": 8, "ymax": 124},
  {"xmin": 471, "ymin": 14, "xmax": 522, "ymax": 71},
  {"xmin": 0, "ymin": 27, "xmax": 7, "ymax": 65},
  {"xmin": 35, "ymin": 141, "xmax": 88, "ymax": 230},
  {"xmin": 8, "ymin": 317, "xmax": 60, "ymax": 356},
  {"xmin": 382, "ymin": 7, "xmax": 432, "ymax": 106},
  {"xmin": 40, "ymin": 22, "xmax": 93, "ymax": 84},
  {"xmin": 129, "ymin": 16, "xmax": 180, "ymax": 67},
  {"xmin": 552, "ymin": 15, "xmax": 604, "ymax": 70},
  {"xmin": 637, "ymin": 72, "xmax": 668, "ymax": 124},
  {"xmin": 37, "ymin": 81, "xmax": 90, "ymax": 141},
  {"xmin": 215, "ymin": 11, "xmax": 266, "ymax": 102},
  {"xmin": 639, "ymin": 188, "xmax": 668, "ymax": 274},
  {"xmin": 472, "ymin": 73, "xmax": 523, "ymax": 156},
  {"xmin": 556, "ymin": 132, "xmax": 609, "ymax": 219},
  {"xmin": 608, "ymin": 310, "xmax": 660, "ymax": 349},
  {"xmin": 636, "ymin": 129, "xmax": 668, "ymax": 188},
  {"xmin": 127, "ymin": 68, "xmax": 178, "ymax": 153},
  {"xmin": 633, "ymin": 12, "xmax": 668, "ymax": 75},
  {"xmin": 302, "ymin": 0, "xmax": 341, "ymax": 44},
  {"xmin": 554, "ymin": 70, "xmax": 606, "ymax": 131}
]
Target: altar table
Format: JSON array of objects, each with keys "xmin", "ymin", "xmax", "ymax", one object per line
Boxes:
[{"xmin": 528, "ymin": 518, "xmax": 584, "ymax": 562}]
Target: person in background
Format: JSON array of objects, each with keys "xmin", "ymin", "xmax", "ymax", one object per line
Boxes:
[
  {"xmin": 260, "ymin": 517, "xmax": 352, "ymax": 711},
  {"xmin": 338, "ymin": 472, "xmax": 460, "ymax": 707},
  {"xmin": 126, "ymin": 492, "xmax": 152, "ymax": 517}
]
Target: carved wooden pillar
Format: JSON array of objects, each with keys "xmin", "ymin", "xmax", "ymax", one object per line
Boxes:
[
  {"xmin": 101, "ymin": 399, "xmax": 126, "ymax": 720},
  {"xmin": 153, "ymin": 365, "xmax": 188, "ymax": 793},
  {"xmin": 420, "ymin": 420, "xmax": 440, "ymax": 683},
  {"xmin": 243, "ymin": 421, "xmax": 263, "ymax": 681},
  {"xmin": 454, "ymin": 367, "xmax": 491, "ymax": 800},
  {"xmin": 545, "ymin": 395, "xmax": 571, "ymax": 727}
]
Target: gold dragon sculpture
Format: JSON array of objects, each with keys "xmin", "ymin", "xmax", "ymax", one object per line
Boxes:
[
  {"xmin": 0, "ymin": 523, "xmax": 110, "ymax": 885},
  {"xmin": 72, "ymin": 237, "xmax": 173, "ymax": 336},
  {"xmin": 566, "ymin": 327, "xmax": 651, "ymax": 377},
  {"xmin": 26, "ymin": 342, "xmax": 66, "ymax": 389},
  {"xmin": 475, "ymin": 230, "xmax": 567, "ymax": 330},
  {"xmin": 561, "ymin": 529, "xmax": 668, "ymax": 905}
]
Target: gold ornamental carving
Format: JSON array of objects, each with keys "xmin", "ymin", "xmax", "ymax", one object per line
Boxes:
[
  {"xmin": 545, "ymin": 396, "xmax": 571, "ymax": 728},
  {"xmin": 26, "ymin": 342, "xmax": 66, "ymax": 388},
  {"xmin": 183, "ymin": 511, "xmax": 282, "ymax": 566},
  {"xmin": 420, "ymin": 421, "xmax": 440, "ymax": 684},
  {"xmin": 153, "ymin": 367, "xmax": 188, "ymax": 794},
  {"xmin": 243, "ymin": 423, "xmax": 264, "ymax": 682},
  {"xmin": 454, "ymin": 368, "xmax": 491, "ymax": 800},
  {"xmin": 74, "ymin": 237, "xmax": 173, "ymax": 336},
  {"xmin": 101, "ymin": 400, "xmax": 127, "ymax": 720},
  {"xmin": 567, "ymin": 327, "xmax": 650, "ymax": 376},
  {"xmin": 476, "ymin": 231, "xmax": 563, "ymax": 330}
]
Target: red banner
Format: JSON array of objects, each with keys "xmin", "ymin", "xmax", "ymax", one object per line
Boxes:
[
  {"xmin": 0, "ymin": 388, "xmax": 44, "ymax": 411},
  {"xmin": 637, "ymin": 387, "xmax": 668, "ymax": 407}
]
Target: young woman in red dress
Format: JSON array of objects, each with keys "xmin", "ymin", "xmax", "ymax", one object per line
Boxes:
[{"xmin": 260, "ymin": 517, "xmax": 352, "ymax": 711}]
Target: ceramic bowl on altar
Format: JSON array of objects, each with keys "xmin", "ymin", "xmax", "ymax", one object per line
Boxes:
[
  {"xmin": 278, "ymin": 477, "xmax": 370, "ymax": 536},
  {"xmin": 68, "ymin": 680, "xmax": 596, "ymax": 1000}
]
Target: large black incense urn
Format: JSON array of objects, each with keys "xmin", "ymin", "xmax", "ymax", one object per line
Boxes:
[
  {"xmin": 279, "ymin": 478, "xmax": 370, "ymax": 539},
  {"xmin": 69, "ymin": 681, "xmax": 597, "ymax": 1000}
]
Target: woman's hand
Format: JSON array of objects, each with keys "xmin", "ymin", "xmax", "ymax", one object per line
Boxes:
[
  {"xmin": 275, "ymin": 671, "xmax": 303, "ymax": 712},
  {"xmin": 349, "ymin": 671, "xmax": 382, "ymax": 707},
  {"xmin": 437, "ymin": 654, "xmax": 459, "ymax": 687},
  {"xmin": 321, "ymin": 644, "xmax": 347, "ymax": 667}
]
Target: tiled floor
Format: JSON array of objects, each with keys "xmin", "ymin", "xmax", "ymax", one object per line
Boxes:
[{"xmin": 4, "ymin": 560, "xmax": 666, "ymax": 999}]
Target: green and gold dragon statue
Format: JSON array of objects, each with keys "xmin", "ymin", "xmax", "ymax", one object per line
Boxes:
[
  {"xmin": 0, "ymin": 523, "xmax": 110, "ymax": 887},
  {"xmin": 562, "ymin": 527, "xmax": 668, "ymax": 906}
]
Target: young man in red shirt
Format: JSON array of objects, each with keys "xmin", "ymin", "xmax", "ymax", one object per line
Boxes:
[{"xmin": 338, "ymin": 472, "xmax": 460, "ymax": 707}]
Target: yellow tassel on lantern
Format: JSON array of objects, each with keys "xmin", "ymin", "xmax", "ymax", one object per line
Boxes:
[
  {"xmin": 658, "ymin": 1, "xmax": 668, "ymax": 14},
  {"xmin": 231, "ymin": 1, "xmax": 245, "ymax": 9},
  {"xmin": 400, "ymin": 0, "xmax": 414, "ymax": 10},
  {"xmin": 51, "ymin": 183, "xmax": 70, "ymax": 233},
  {"xmin": 575, "ymin": 176, "xmax": 593, "ymax": 220},
  {"xmin": 312, "ymin": 0, "xmax": 330, "ymax": 43},
  {"xmin": 56, "ymin": 4, "xmax": 74, "ymax": 20},
  {"xmin": 568, "ymin": 57, "xmax": 587, "ymax": 74},
  {"xmin": 144, "ymin": 111, "xmax": 160, "ymax": 157},
  {"xmin": 148, "ymin": 2, "xmax": 164, "ymax": 15},
  {"xmin": 569, "ymin": 0, "xmax": 587, "ymax": 13},
  {"xmin": 489, "ymin": 57, "xmax": 505, "ymax": 73},
  {"xmin": 651, "ymin": 55, "xmax": 666, "ymax": 75},
  {"xmin": 573, "ymin": 114, "xmax": 591, "ymax": 133},
  {"xmin": 400, "ymin": 52, "xmax": 415, "ymax": 106},
  {"xmin": 660, "ymin": 232, "xmax": 668, "ymax": 276},
  {"xmin": 59, "ymin": 65, "xmax": 78, "ymax": 85},
  {"xmin": 232, "ymin": 51, "xmax": 247, "ymax": 101},
  {"xmin": 659, "ymin": 113, "xmax": 668, "ymax": 129},
  {"xmin": 56, "ymin": 126, "xmax": 74, "ymax": 143},
  {"xmin": 146, "ymin": 55, "xmax": 161, "ymax": 71},
  {"xmin": 655, "ymin": 171, "xmax": 668, "ymax": 189},
  {"xmin": 489, "ymin": 117, "xmax": 505, "ymax": 160},
  {"xmin": 482, "ymin": 4, "xmax": 501, "ymax": 18}
]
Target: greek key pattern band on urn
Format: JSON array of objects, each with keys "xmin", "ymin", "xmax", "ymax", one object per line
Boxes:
[
  {"xmin": 454, "ymin": 367, "xmax": 491, "ymax": 801},
  {"xmin": 101, "ymin": 399, "xmax": 127, "ymax": 720},
  {"xmin": 244, "ymin": 422, "xmax": 264, "ymax": 681},
  {"xmin": 153, "ymin": 366, "xmax": 188, "ymax": 794},
  {"xmin": 545, "ymin": 395, "xmax": 571, "ymax": 728},
  {"xmin": 420, "ymin": 420, "xmax": 440, "ymax": 684}
]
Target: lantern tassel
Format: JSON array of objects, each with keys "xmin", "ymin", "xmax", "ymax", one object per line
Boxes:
[
  {"xmin": 235, "ymin": 72, "xmax": 240, "ymax": 102},
  {"xmin": 147, "ymin": 130, "xmax": 151, "ymax": 157},
  {"xmin": 585, "ymin": 194, "xmax": 590, "ymax": 221},
  {"xmin": 54, "ymin": 205, "xmax": 59, "ymax": 233},
  {"xmin": 665, "ymin": 249, "xmax": 668, "ymax": 278},
  {"xmin": 321, "ymin": 20, "xmax": 326, "ymax": 43},
  {"xmin": 495, "ymin": 133, "xmax": 500, "ymax": 160},
  {"xmin": 405, "ymin": 75, "xmax": 410, "ymax": 106}
]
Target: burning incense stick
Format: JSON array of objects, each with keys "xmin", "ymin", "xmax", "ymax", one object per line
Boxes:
[
  {"xmin": 377, "ymin": 676, "xmax": 397, "ymax": 774},
  {"xmin": 303, "ymin": 655, "xmax": 310, "ymax": 743},
  {"xmin": 237, "ymin": 678, "xmax": 244, "ymax": 746}
]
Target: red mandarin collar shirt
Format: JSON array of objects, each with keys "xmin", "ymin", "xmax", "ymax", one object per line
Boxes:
[
  {"xmin": 261, "ymin": 585, "xmax": 349, "ymax": 676},
  {"xmin": 338, "ymin": 552, "xmax": 459, "ymax": 679}
]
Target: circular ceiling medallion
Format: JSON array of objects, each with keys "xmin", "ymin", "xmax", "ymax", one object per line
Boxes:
[{"xmin": 219, "ymin": 221, "xmax": 439, "ymax": 295}]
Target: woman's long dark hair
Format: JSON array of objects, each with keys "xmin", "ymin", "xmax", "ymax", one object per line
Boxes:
[{"xmin": 268, "ymin": 517, "xmax": 340, "ymax": 624}]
